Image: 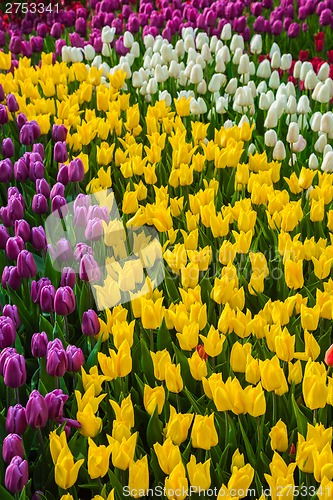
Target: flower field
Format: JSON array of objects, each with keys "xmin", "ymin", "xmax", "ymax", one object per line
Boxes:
[{"xmin": 1, "ymin": 0, "xmax": 333, "ymax": 499}]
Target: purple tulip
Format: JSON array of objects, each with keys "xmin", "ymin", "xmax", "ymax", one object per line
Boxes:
[
  {"xmin": 82, "ymin": 309, "xmax": 100, "ymax": 336},
  {"xmin": 6, "ymin": 405, "xmax": 27, "ymax": 435},
  {"xmin": 2, "ymin": 266, "xmax": 21, "ymax": 290},
  {"xmin": 75, "ymin": 17, "xmax": 87, "ymax": 36},
  {"xmin": 19, "ymin": 124, "xmax": 35, "ymax": 146},
  {"xmin": 0, "ymin": 316, "xmax": 16, "ymax": 349},
  {"xmin": 0, "ymin": 224, "xmax": 9, "ymax": 249},
  {"xmin": 30, "ymin": 120, "xmax": 41, "ymax": 140},
  {"xmin": 8, "ymin": 196, "xmax": 25, "ymax": 223},
  {"xmin": 35, "ymin": 178, "xmax": 50, "ymax": 198},
  {"xmin": 52, "ymin": 124, "xmax": 67, "ymax": 142},
  {"xmin": 74, "ymin": 206, "xmax": 87, "ymax": 227},
  {"xmin": 14, "ymin": 158, "xmax": 29, "ymax": 182},
  {"xmin": 288, "ymin": 22, "xmax": 300, "ymax": 38},
  {"xmin": 5, "ymin": 456, "xmax": 28, "ymax": 494},
  {"xmin": 0, "ymin": 84, "xmax": 4, "ymax": 102},
  {"xmin": 74, "ymin": 193, "xmax": 91, "ymax": 210},
  {"xmin": 50, "ymin": 182, "xmax": 65, "ymax": 199},
  {"xmin": 22, "ymin": 41, "xmax": 33, "ymax": 58},
  {"xmin": 32, "ymin": 491, "xmax": 44, "ymax": 500},
  {"xmin": 66, "ymin": 345, "xmax": 85, "ymax": 372},
  {"xmin": 50, "ymin": 22, "xmax": 62, "ymax": 38},
  {"xmin": 2, "ymin": 434, "xmax": 24, "ymax": 463},
  {"xmin": 2, "ymin": 304, "xmax": 20, "ymax": 329},
  {"xmin": 0, "ymin": 104, "xmax": 8, "ymax": 125},
  {"xmin": 45, "ymin": 389, "xmax": 68, "ymax": 420},
  {"xmin": 57, "ymin": 164, "xmax": 69, "ymax": 185},
  {"xmin": 3, "ymin": 353, "xmax": 26, "ymax": 388},
  {"xmin": 60, "ymin": 267, "xmax": 76, "ymax": 288},
  {"xmin": 30, "ymin": 35, "xmax": 44, "ymax": 53},
  {"xmin": 6, "ymin": 236, "xmax": 24, "ymax": 261},
  {"xmin": 30, "ymin": 277, "xmax": 51, "ymax": 303},
  {"xmin": 54, "ymin": 286, "xmax": 76, "ymax": 316},
  {"xmin": 74, "ymin": 242, "xmax": 93, "ymax": 261},
  {"xmin": 14, "ymin": 220, "xmax": 30, "ymax": 243},
  {"xmin": 32, "ymin": 143, "xmax": 44, "ymax": 159},
  {"xmin": 26, "ymin": 390, "xmax": 48, "ymax": 429},
  {"xmin": 40, "ymin": 284, "xmax": 56, "ymax": 313},
  {"xmin": 9, "ymin": 36, "xmax": 22, "ymax": 54},
  {"xmin": 320, "ymin": 8, "xmax": 332, "ymax": 25},
  {"xmin": 85, "ymin": 217, "xmax": 104, "ymax": 241},
  {"xmin": 48, "ymin": 237, "xmax": 73, "ymax": 264},
  {"xmin": 79, "ymin": 254, "xmax": 101, "ymax": 283},
  {"xmin": 31, "ymin": 332, "xmax": 48, "ymax": 358},
  {"xmin": 2, "ymin": 138, "xmax": 14, "ymax": 158},
  {"xmin": 31, "ymin": 226, "xmax": 47, "ymax": 251},
  {"xmin": 16, "ymin": 113, "xmax": 27, "ymax": 130},
  {"xmin": 51, "ymin": 195, "xmax": 68, "ymax": 218},
  {"xmin": 17, "ymin": 250, "xmax": 37, "ymax": 278},
  {"xmin": 0, "ymin": 347, "xmax": 17, "ymax": 375},
  {"xmin": 29, "ymin": 161, "xmax": 44, "ymax": 181},
  {"xmin": 46, "ymin": 344, "xmax": 68, "ymax": 377},
  {"xmin": 86, "ymin": 205, "xmax": 109, "ymax": 225},
  {"xmin": 36, "ymin": 22, "xmax": 48, "ymax": 38},
  {"xmin": 0, "ymin": 158, "xmax": 12, "ymax": 182},
  {"xmin": 55, "ymin": 39, "xmax": 66, "ymax": 56},
  {"xmin": 54, "ymin": 141, "xmax": 68, "ymax": 163},
  {"xmin": 68, "ymin": 158, "xmax": 85, "ymax": 182},
  {"xmin": 32, "ymin": 194, "xmax": 48, "ymax": 215},
  {"xmin": 7, "ymin": 94, "xmax": 19, "ymax": 113}
]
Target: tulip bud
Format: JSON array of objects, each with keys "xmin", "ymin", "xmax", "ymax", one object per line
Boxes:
[
  {"xmin": 0, "ymin": 315, "xmax": 16, "ymax": 349},
  {"xmin": 82, "ymin": 309, "xmax": 100, "ymax": 336},
  {"xmin": 0, "ymin": 347, "xmax": 17, "ymax": 376},
  {"xmin": 40, "ymin": 284, "xmax": 55, "ymax": 313},
  {"xmin": 0, "ymin": 225, "xmax": 9, "ymax": 249},
  {"xmin": 31, "ymin": 226, "xmax": 47, "ymax": 251},
  {"xmin": 26, "ymin": 390, "xmax": 48, "ymax": 429},
  {"xmin": 322, "ymin": 151, "xmax": 333, "ymax": 172},
  {"xmin": 60, "ymin": 267, "xmax": 76, "ymax": 288},
  {"xmin": 7, "ymin": 94, "xmax": 19, "ymax": 113},
  {"xmin": 54, "ymin": 286, "xmax": 76, "ymax": 316},
  {"xmin": 0, "ymin": 307, "xmax": 18, "ymax": 337},
  {"xmin": 286, "ymin": 122, "xmax": 299, "ymax": 143},
  {"xmin": 264, "ymin": 130, "xmax": 277, "ymax": 147},
  {"xmin": 2, "ymin": 138, "xmax": 14, "ymax": 158},
  {"xmin": 2, "ymin": 266, "xmax": 21, "ymax": 290},
  {"xmin": 31, "ymin": 332, "xmax": 48, "ymax": 358},
  {"xmin": 0, "ymin": 104, "xmax": 8, "ymax": 125},
  {"xmin": 45, "ymin": 389, "xmax": 68, "ymax": 420},
  {"xmin": 273, "ymin": 140, "xmax": 286, "ymax": 160},
  {"xmin": 5, "ymin": 456, "xmax": 28, "ymax": 494},
  {"xmin": 3, "ymin": 353, "xmax": 26, "ymax": 388},
  {"xmin": 6, "ymin": 405, "xmax": 27, "ymax": 435},
  {"xmin": 66, "ymin": 345, "xmax": 85, "ymax": 372},
  {"xmin": 79, "ymin": 254, "xmax": 101, "ymax": 283},
  {"xmin": 54, "ymin": 141, "xmax": 68, "ymax": 163},
  {"xmin": 17, "ymin": 250, "xmax": 37, "ymax": 278},
  {"xmin": 50, "ymin": 182, "xmax": 65, "ymax": 199},
  {"xmin": 308, "ymin": 153, "xmax": 319, "ymax": 170},
  {"xmin": 2, "ymin": 434, "xmax": 24, "ymax": 463},
  {"xmin": 6, "ymin": 236, "xmax": 25, "ymax": 261}
]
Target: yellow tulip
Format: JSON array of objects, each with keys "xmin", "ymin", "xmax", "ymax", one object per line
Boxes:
[
  {"xmin": 87, "ymin": 437, "xmax": 112, "ymax": 479},
  {"xmin": 187, "ymin": 455, "xmax": 211, "ymax": 491},
  {"xmin": 127, "ymin": 455, "xmax": 149, "ymax": 498},
  {"xmin": 153, "ymin": 438, "xmax": 182, "ymax": 475},
  {"xmin": 55, "ymin": 447, "xmax": 84, "ymax": 490},
  {"xmin": 191, "ymin": 414, "xmax": 218, "ymax": 450},
  {"xmin": 164, "ymin": 406, "xmax": 194, "ymax": 446},
  {"xmin": 143, "ymin": 384, "xmax": 165, "ymax": 415},
  {"xmin": 269, "ymin": 420, "xmax": 288, "ymax": 452}
]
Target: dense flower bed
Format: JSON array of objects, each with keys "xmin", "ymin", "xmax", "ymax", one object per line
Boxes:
[{"xmin": 0, "ymin": 1, "xmax": 333, "ymax": 500}]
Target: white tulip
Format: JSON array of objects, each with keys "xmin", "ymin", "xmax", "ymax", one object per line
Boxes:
[
  {"xmin": 230, "ymin": 34, "xmax": 244, "ymax": 53},
  {"xmin": 101, "ymin": 26, "xmax": 116, "ymax": 44},
  {"xmin": 190, "ymin": 98, "xmax": 201, "ymax": 115},
  {"xmin": 238, "ymin": 53, "xmax": 250, "ymax": 74},
  {"xmin": 287, "ymin": 122, "xmax": 299, "ymax": 143},
  {"xmin": 257, "ymin": 59, "xmax": 271, "ymax": 79},
  {"xmin": 139, "ymin": 81, "xmax": 148, "ymax": 95},
  {"xmin": 71, "ymin": 47, "xmax": 83, "ymax": 63},
  {"xmin": 317, "ymin": 83, "xmax": 331, "ymax": 103},
  {"xmin": 310, "ymin": 112, "xmax": 322, "ymax": 132},
  {"xmin": 184, "ymin": 61, "xmax": 194, "ymax": 79},
  {"xmin": 195, "ymin": 54, "xmax": 206, "ymax": 68},
  {"xmin": 269, "ymin": 70, "xmax": 280, "ymax": 89},
  {"xmin": 248, "ymin": 143, "xmax": 256, "ymax": 155},
  {"xmin": 197, "ymin": 80, "xmax": 207, "ymax": 94},
  {"xmin": 224, "ymin": 120, "xmax": 234, "ymax": 129},
  {"xmin": 121, "ymin": 62, "xmax": 131, "ymax": 79},
  {"xmin": 280, "ymin": 54, "xmax": 292, "ymax": 71},
  {"xmin": 308, "ymin": 153, "xmax": 319, "ymax": 170},
  {"xmin": 215, "ymin": 40, "xmax": 223, "ymax": 53},
  {"xmin": 91, "ymin": 55, "xmax": 102, "ymax": 68},
  {"xmin": 232, "ymin": 47, "xmax": 243, "ymax": 66},
  {"xmin": 250, "ymin": 34, "xmax": 262, "ymax": 54},
  {"xmin": 265, "ymin": 130, "xmax": 277, "ymax": 147},
  {"xmin": 161, "ymin": 44, "xmax": 173, "ymax": 63},
  {"xmin": 297, "ymin": 95, "xmax": 310, "ymax": 114},
  {"xmin": 314, "ymin": 134, "xmax": 327, "ymax": 153},
  {"xmin": 132, "ymin": 72, "xmax": 143, "ymax": 88},
  {"xmin": 147, "ymin": 78, "xmax": 157, "ymax": 94},
  {"xmin": 208, "ymin": 74, "xmax": 224, "ymax": 93},
  {"xmin": 159, "ymin": 90, "xmax": 172, "ymax": 107},
  {"xmin": 151, "ymin": 52, "xmax": 163, "ymax": 68},
  {"xmin": 225, "ymin": 78, "xmax": 238, "ymax": 95},
  {"xmin": 221, "ymin": 23, "xmax": 232, "ymax": 40},
  {"xmin": 324, "ymin": 144, "xmax": 333, "ymax": 155},
  {"xmin": 257, "ymin": 81, "xmax": 267, "ymax": 94},
  {"xmin": 287, "ymin": 95, "xmax": 297, "ymax": 114},
  {"xmin": 220, "ymin": 45, "xmax": 231, "ymax": 63},
  {"xmin": 124, "ymin": 31, "xmax": 134, "ymax": 49},
  {"xmin": 259, "ymin": 93, "xmax": 270, "ymax": 110},
  {"xmin": 84, "ymin": 44, "xmax": 95, "ymax": 61},
  {"xmin": 187, "ymin": 47, "xmax": 197, "ymax": 63},
  {"xmin": 264, "ymin": 107, "xmax": 278, "ymax": 128},
  {"xmin": 61, "ymin": 46, "xmax": 71, "ymax": 63},
  {"xmin": 300, "ymin": 62, "xmax": 313, "ymax": 81},
  {"xmin": 153, "ymin": 37, "xmax": 163, "ymax": 53},
  {"xmin": 201, "ymin": 43, "xmax": 212, "ymax": 62},
  {"xmin": 286, "ymin": 81, "xmax": 296, "ymax": 97},
  {"xmin": 102, "ymin": 42, "xmax": 111, "ymax": 57},
  {"xmin": 288, "ymin": 153, "xmax": 297, "ymax": 166},
  {"xmin": 143, "ymin": 55, "xmax": 151, "ymax": 70},
  {"xmin": 304, "ymin": 71, "xmax": 319, "ymax": 91},
  {"xmin": 273, "ymin": 140, "xmax": 286, "ymax": 160},
  {"xmin": 175, "ymin": 39, "xmax": 185, "ymax": 57},
  {"xmin": 179, "ymin": 71, "xmax": 187, "ymax": 86},
  {"xmin": 321, "ymin": 151, "xmax": 333, "ymax": 172},
  {"xmin": 266, "ymin": 90, "xmax": 275, "ymax": 107},
  {"xmin": 249, "ymin": 62, "xmax": 256, "ymax": 75},
  {"xmin": 184, "ymin": 35, "xmax": 195, "ymax": 52},
  {"xmin": 216, "ymin": 96, "xmax": 228, "ymax": 114},
  {"xmin": 320, "ymin": 112, "xmax": 333, "ymax": 133},
  {"xmin": 215, "ymin": 55, "xmax": 226, "ymax": 73},
  {"xmin": 239, "ymin": 115, "xmax": 249, "ymax": 126},
  {"xmin": 196, "ymin": 32, "xmax": 209, "ymax": 50},
  {"xmin": 318, "ymin": 62, "xmax": 330, "ymax": 81},
  {"xmin": 209, "ymin": 35, "xmax": 218, "ymax": 52},
  {"xmin": 143, "ymin": 34, "xmax": 154, "ymax": 49},
  {"xmin": 291, "ymin": 135, "xmax": 306, "ymax": 152},
  {"xmin": 269, "ymin": 42, "xmax": 281, "ymax": 57},
  {"xmin": 130, "ymin": 42, "xmax": 140, "ymax": 58},
  {"xmin": 293, "ymin": 60, "xmax": 302, "ymax": 79},
  {"xmin": 271, "ymin": 51, "xmax": 281, "ymax": 69},
  {"xmin": 169, "ymin": 60, "xmax": 180, "ymax": 78},
  {"xmin": 190, "ymin": 63, "xmax": 203, "ymax": 84}
]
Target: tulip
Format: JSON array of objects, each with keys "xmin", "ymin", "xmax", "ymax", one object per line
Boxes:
[
  {"xmin": 187, "ymin": 455, "xmax": 211, "ymax": 491},
  {"xmin": 2, "ymin": 305, "xmax": 20, "ymax": 329},
  {"xmin": 36, "ymin": 179, "xmax": 50, "ymax": 198},
  {"xmin": 0, "ymin": 347, "xmax": 17, "ymax": 376},
  {"xmin": 3, "ymin": 433, "xmax": 24, "ymax": 464},
  {"xmin": 55, "ymin": 446, "xmax": 84, "ymax": 490},
  {"xmin": 79, "ymin": 254, "xmax": 101, "ymax": 283},
  {"xmin": 87, "ymin": 438, "xmax": 112, "ymax": 479},
  {"xmin": 0, "ymin": 224, "xmax": 9, "ymax": 248},
  {"xmin": 0, "ymin": 316, "xmax": 16, "ymax": 349},
  {"xmin": 3, "ymin": 353, "xmax": 26, "ymax": 388},
  {"xmin": 6, "ymin": 236, "xmax": 25, "ymax": 260},
  {"xmin": 68, "ymin": 158, "xmax": 85, "ymax": 183},
  {"xmin": 54, "ymin": 286, "xmax": 76, "ymax": 316},
  {"xmin": 164, "ymin": 406, "xmax": 193, "ymax": 446},
  {"xmin": 7, "ymin": 94, "xmax": 19, "ymax": 113},
  {"xmin": 143, "ymin": 385, "xmax": 165, "ymax": 415},
  {"xmin": 26, "ymin": 390, "xmax": 48, "ymax": 429},
  {"xmin": 14, "ymin": 220, "xmax": 30, "ymax": 243},
  {"xmin": 40, "ymin": 285, "xmax": 55, "ymax": 313},
  {"xmin": 82, "ymin": 310, "xmax": 100, "ymax": 336},
  {"xmin": 54, "ymin": 142, "xmax": 68, "ymax": 163},
  {"xmin": 165, "ymin": 363, "xmax": 183, "ymax": 393},
  {"xmin": 2, "ymin": 138, "xmax": 14, "ymax": 158},
  {"xmin": 6, "ymin": 405, "xmax": 27, "ymax": 435},
  {"xmin": 85, "ymin": 217, "xmax": 104, "ymax": 241},
  {"xmin": 0, "ymin": 104, "xmax": 8, "ymax": 124},
  {"xmin": 31, "ymin": 226, "xmax": 47, "ymax": 251},
  {"xmin": 141, "ymin": 298, "xmax": 164, "ymax": 330},
  {"xmin": 164, "ymin": 462, "xmax": 188, "ymax": 500},
  {"xmin": 5, "ymin": 456, "xmax": 28, "ymax": 494},
  {"xmin": 19, "ymin": 124, "xmax": 35, "ymax": 145},
  {"xmin": 2, "ymin": 266, "xmax": 21, "ymax": 290},
  {"xmin": 269, "ymin": 420, "xmax": 288, "ymax": 452},
  {"xmin": 17, "ymin": 250, "xmax": 37, "ymax": 278},
  {"xmin": 77, "ymin": 402, "xmax": 102, "ymax": 438},
  {"xmin": 46, "ymin": 343, "xmax": 68, "ymax": 377},
  {"xmin": 128, "ymin": 455, "xmax": 149, "ymax": 498},
  {"xmin": 45, "ymin": 389, "xmax": 68, "ymax": 420},
  {"xmin": 31, "ymin": 332, "xmax": 48, "ymax": 358},
  {"xmin": 107, "ymin": 433, "xmax": 137, "ymax": 470},
  {"xmin": 153, "ymin": 438, "xmax": 182, "ymax": 475},
  {"xmin": 191, "ymin": 414, "xmax": 218, "ymax": 450},
  {"xmin": 66, "ymin": 345, "xmax": 85, "ymax": 372},
  {"xmin": 60, "ymin": 267, "xmax": 76, "ymax": 288}
]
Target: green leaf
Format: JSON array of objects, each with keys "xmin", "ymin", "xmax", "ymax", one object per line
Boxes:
[
  {"xmin": 238, "ymin": 415, "xmax": 256, "ymax": 467},
  {"xmin": 156, "ymin": 318, "xmax": 173, "ymax": 352},
  {"xmin": 85, "ymin": 334, "xmax": 103, "ymax": 371},
  {"xmin": 0, "ymin": 485, "xmax": 15, "ymax": 500},
  {"xmin": 39, "ymin": 315, "xmax": 54, "ymax": 339},
  {"xmin": 164, "ymin": 269, "xmax": 179, "ymax": 303},
  {"xmin": 140, "ymin": 336, "xmax": 155, "ymax": 386},
  {"xmin": 107, "ymin": 469, "xmax": 124, "ymax": 498},
  {"xmin": 146, "ymin": 405, "xmax": 163, "ymax": 448},
  {"xmin": 291, "ymin": 394, "xmax": 307, "ymax": 437}
]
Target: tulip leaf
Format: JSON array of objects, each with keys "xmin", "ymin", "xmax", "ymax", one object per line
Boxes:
[
  {"xmin": 0, "ymin": 485, "xmax": 15, "ymax": 500},
  {"xmin": 172, "ymin": 343, "xmax": 195, "ymax": 393},
  {"xmin": 8, "ymin": 289, "xmax": 36, "ymax": 335},
  {"xmin": 107, "ymin": 469, "xmax": 124, "ymax": 498},
  {"xmin": 39, "ymin": 315, "xmax": 54, "ymax": 339},
  {"xmin": 146, "ymin": 405, "xmax": 163, "ymax": 448},
  {"xmin": 164, "ymin": 269, "xmax": 179, "ymax": 303},
  {"xmin": 44, "ymin": 251, "xmax": 60, "ymax": 285},
  {"xmin": 238, "ymin": 415, "xmax": 256, "ymax": 467},
  {"xmin": 140, "ymin": 336, "xmax": 155, "ymax": 386},
  {"xmin": 78, "ymin": 283, "xmax": 90, "ymax": 324},
  {"xmin": 291, "ymin": 394, "xmax": 307, "ymax": 437},
  {"xmin": 85, "ymin": 334, "xmax": 103, "ymax": 371},
  {"xmin": 156, "ymin": 318, "xmax": 172, "ymax": 352}
]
